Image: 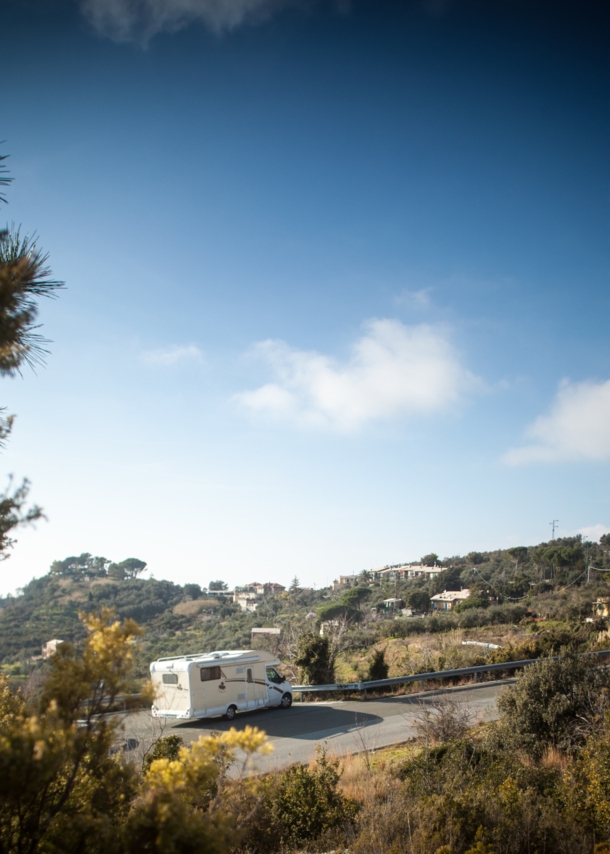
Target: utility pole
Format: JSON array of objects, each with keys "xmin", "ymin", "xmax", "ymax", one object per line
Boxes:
[{"xmin": 550, "ymin": 520, "xmax": 558, "ymax": 540}]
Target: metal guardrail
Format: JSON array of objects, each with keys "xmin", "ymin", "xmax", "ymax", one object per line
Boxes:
[{"xmin": 291, "ymin": 649, "xmax": 610, "ymax": 698}]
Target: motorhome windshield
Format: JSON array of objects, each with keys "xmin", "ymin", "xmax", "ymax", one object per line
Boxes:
[{"xmin": 266, "ymin": 667, "xmax": 283, "ymax": 684}]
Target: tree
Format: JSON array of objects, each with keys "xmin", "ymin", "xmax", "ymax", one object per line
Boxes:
[
  {"xmin": 421, "ymin": 553, "xmax": 439, "ymax": 567},
  {"xmin": 408, "ymin": 590, "xmax": 431, "ymax": 614},
  {"xmin": 507, "ymin": 546, "xmax": 528, "ymax": 570},
  {"xmin": 0, "ymin": 228, "xmax": 64, "ymax": 375},
  {"xmin": 117, "ymin": 557, "xmax": 147, "ymax": 579},
  {"xmin": 183, "ymin": 583, "xmax": 202, "ymax": 600},
  {"xmin": 432, "ymin": 565, "xmax": 464, "ymax": 593},
  {"xmin": 0, "ymin": 476, "xmax": 43, "ymax": 560},
  {"xmin": 367, "ymin": 648, "xmax": 389, "ymax": 681},
  {"xmin": 50, "ymin": 553, "xmax": 111, "ymax": 579},
  {"xmin": 289, "ymin": 576, "xmax": 300, "ymax": 592},
  {"xmin": 108, "ymin": 563, "xmax": 126, "ymax": 580},
  {"xmin": 295, "ymin": 633, "xmax": 332, "ymax": 684},
  {"xmin": 317, "ymin": 602, "xmax": 359, "ymax": 624},
  {"xmin": 0, "ymin": 151, "xmax": 63, "ymax": 563},
  {"xmin": 209, "ymin": 580, "xmax": 228, "ymax": 591},
  {"xmin": 341, "ymin": 586, "xmax": 372, "ymax": 609}
]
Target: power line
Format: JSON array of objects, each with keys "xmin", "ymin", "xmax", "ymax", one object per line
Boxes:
[{"xmin": 472, "ymin": 567, "xmax": 528, "ymax": 601}]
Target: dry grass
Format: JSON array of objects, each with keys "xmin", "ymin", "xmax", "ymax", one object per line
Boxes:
[
  {"xmin": 334, "ymin": 751, "xmax": 401, "ymax": 807},
  {"xmin": 173, "ymin": 599, "xmax": 217, "ymax": 617},
  {"xmin": 335, "ymin": 624, "xmax": 533, "ymax": 685}
]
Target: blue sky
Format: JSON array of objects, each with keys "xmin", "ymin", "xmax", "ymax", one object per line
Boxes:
[{"xmin": 1, "ymin": 0, "xmax": 609, "ymax": 593}]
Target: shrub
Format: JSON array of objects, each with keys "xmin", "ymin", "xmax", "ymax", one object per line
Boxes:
[
  {"xmin": 455, "ymin": 597, "xmax": 489, "ymax": 613},
  {"xmin": 295, "ymin": 633, "xmax": 332, "ymax": 684},
  {"xmin": 367, "ymin": 648, "xmax": 389, "ymax": 681},
  {"xmin": 244, "ymin": 749, "xmax": 358, "ymax": 851},
  {"xmin": 497, "ymin": 653, "xmax": 610, "ymax": 758},
  {"xmin": 143, "ymin": 735, "xmax": 184, "ymax": 771},
  {"xmin": 413, "ymin": 696, "xmax": 476, "ymax": 745}
]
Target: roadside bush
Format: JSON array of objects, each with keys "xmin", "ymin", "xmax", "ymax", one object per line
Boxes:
[
  {"xmin": 367, "ymin": 648, "xmax": 389, "ymax": 681},
  {"xmin": 295, "ymin": 633, "xmax": 332, "ymax": 684},
  {"xmin": 497, "ymin": 653, "xmax": 610, "ymax": 758},
  {"xmin": 412, "ymin": 696, "xmax": 476, "ymax": 745},
  {"xmin": 242, "ymin": 750, "xmax": 358, "ymax": 852},
  {"xmin": 352, "ymin": 737, "xmax": 590, "ymax": 854}
]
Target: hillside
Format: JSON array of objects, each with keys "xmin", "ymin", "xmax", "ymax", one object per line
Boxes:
[{"xmin": 1, "ymin": 534, "xmax": 609, "ymax": 681}]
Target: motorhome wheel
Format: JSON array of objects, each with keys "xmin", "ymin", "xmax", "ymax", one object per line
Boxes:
[
  {"xmin": 224, "ymin": 705, "xmax": 237, "ymax": 721},
  {"xmin": 280, "ymin": 693, "xmax": 292, "ymax": 709}
]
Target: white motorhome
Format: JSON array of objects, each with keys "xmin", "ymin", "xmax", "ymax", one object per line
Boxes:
[{"xmin": 150, "ymin": 649, "xmax": 293, "ymax": 721}]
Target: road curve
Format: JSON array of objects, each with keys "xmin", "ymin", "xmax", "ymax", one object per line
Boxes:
[{"xmin": 122, "ymin": 679, "xmax": 514, "ymax": 772}]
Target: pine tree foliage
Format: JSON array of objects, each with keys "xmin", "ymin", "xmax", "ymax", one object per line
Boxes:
[{"xmin": 0, "ymin": 228, "xmax": 64, "ymax": 376}]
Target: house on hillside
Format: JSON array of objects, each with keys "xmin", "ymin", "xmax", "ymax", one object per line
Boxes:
[
  {"xmin": 333, "ymin": 563, "xmax": 444, "ymax": 590},
  {"xmin": 234, "ymin": 581, "xmax": 286, "ymax": 612},
  {"xmin": 430, "ymin": 589, "xmax": 470, "ymax": 612},
  {"xmin": 594, "ymin": 597, "xmax": 610, "ymax": 619},
  {"xmin": 251, "ymin": 627, "xmax": 281, "ymax": 640},
  {"xmin": 382, "ymin": 597, "xmax": 404, "ymax": 611},
  {"xmin": 372, "ymin": 564, "xmax": 443, "ymax": 582},
  {"xmin": 42, "ymin": 639, "xmax": 64, "ymax": 658}
]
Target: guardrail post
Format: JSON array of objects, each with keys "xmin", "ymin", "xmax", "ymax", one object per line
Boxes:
[{"xmin": 473, "ymin": 672, "xmax": 478, "ymax": 683}]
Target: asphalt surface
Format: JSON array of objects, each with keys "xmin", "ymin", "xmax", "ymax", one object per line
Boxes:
[{"xmin": 122, "ymin": 679, "xmax": 514, "ymax": 772}]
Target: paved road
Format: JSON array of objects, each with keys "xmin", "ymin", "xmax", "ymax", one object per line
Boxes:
[{"xmin": 122, "ymin": 679, "xmax": 514, "ymax": 772}]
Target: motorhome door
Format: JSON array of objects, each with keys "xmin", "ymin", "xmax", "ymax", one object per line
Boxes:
[
  {"xmin": 245, "ymin": 666, "xmax": 266, "ymax": 710},
  {"xmin": 265, "ymin": 666, "xmax": 284, "ymax": 707}
]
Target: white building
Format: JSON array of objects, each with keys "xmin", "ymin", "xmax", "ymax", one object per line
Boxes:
[
  {"xmin": 430, "ymin": 589, "xmax": 471, "ymax": 612},
  {"xmin": 42, "ymin": 639, "xmax": 64, "ymax": 658},
  {"xmin": 234, "ymin": 582, "xmax": 286, "ymax": 612},
  {"xmin": 372, "ymin": 564, "xmax": 443, "ymax": 581}
]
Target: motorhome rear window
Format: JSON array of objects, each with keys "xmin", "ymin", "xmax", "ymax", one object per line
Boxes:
[
  {"xmin": 162, "ymin": 673, "xmax": 178, "ymax": 684},
  {"xmin": 200, "ymin": 666, "xmax": 221, "ymax": 682}
]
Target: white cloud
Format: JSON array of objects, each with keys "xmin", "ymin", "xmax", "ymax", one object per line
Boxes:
[
  {"xmin": 573, "ymin": 524, "xmax": 610, "ymax": 543},
  {"xmin": 504, "ymin": 378, "xmax": 610, "ymax": 465},
  {"xmin": 80, "ymin": 0, "xmax": 313, "ymax": 42},
  {"xmin": 141, "ymin": 344, "xmax": 205, "ymax": 366},
  {"xmin": 235, "ymin": 318, "xmax": 478, "ymax": 431}
]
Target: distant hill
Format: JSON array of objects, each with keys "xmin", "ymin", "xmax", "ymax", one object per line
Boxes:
[{"xmin": 1, "ymin": 534, "xmax": 608, "ymax": 676}]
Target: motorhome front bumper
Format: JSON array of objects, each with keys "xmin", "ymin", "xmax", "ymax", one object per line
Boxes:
[{"xmin": 151, "ymin": 706, "xmax": 193, "ymax": 720}]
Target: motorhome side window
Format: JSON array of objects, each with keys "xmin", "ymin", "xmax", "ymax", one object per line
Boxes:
[
  {"xmin": 246, "ymin": 668, "xmax": 253, "ymax": 683},
  {"xmin": 266, "ymin": 668, "xmax": 282, "ymax": 684},
  {"xmin": 200, "ymin": 666, "xmax": 222, "ymax": 682},
  {"xmin": 162, "ymin": 673, "xmax": 178, "ymax": 684}
]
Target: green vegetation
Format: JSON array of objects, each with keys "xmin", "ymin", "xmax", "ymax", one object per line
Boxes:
[
  {"xmin": 294, "ymin": 633, "xmax": 333, "ymax": 684},
  {"xmin": 0, "ymin": 610, "xmax": 271, "ymax": 854},
  {"xmin": 367, "ymin": 647, "xmax": 389, "ymax": 680},
  {"xmin": 2, "ymin": 533, "xmax": 610, "ymax": 693},
  {"xmin": 4, "ymin": 610, "xmax": 610, "ymax": 853}
]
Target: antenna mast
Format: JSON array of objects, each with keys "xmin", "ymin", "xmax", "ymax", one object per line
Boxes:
[{"xmin": 550, "ymin": 520, "xmax": 558, "ymax": 540}]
